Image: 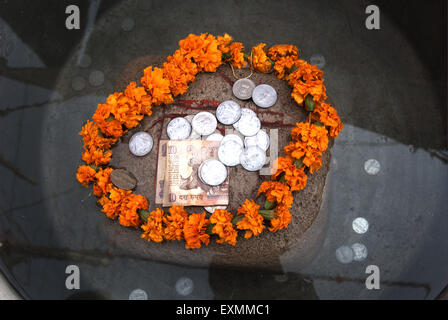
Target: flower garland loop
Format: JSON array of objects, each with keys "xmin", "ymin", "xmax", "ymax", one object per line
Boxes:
[{"xmin": 76, "ymin": 33, "xmax": 343, "ymax": 250}]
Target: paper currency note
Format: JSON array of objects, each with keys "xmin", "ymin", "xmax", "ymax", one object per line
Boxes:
[
  {"xmin": 161, "ymin": 140, "xmax": 229, "ymax": 207},
  {"xmin": 155, "ymin": 140, "xmax": 168, "ymax": 204}
]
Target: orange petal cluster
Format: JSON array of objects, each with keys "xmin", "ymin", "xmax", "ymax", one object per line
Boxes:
[
  {"xmin": 210, "ymin": 209, "xmax": 238, "ymax": 246},
  {"xmin": 92, "ymin": 167, "xmax": 114, "ymax": 197},
  {"xmin": 76, "ymin": 165, "xmax": 97, "ymax": 187},
  {"xmin": 179, "ymin": 33, "xmax": 223, "ymax": 73},
  {"xmin": 251, "ymin": 43, "xmax": 272, "ymax": 73},
  {"xmin": 229, "ymin": 42, "xmax": 246, "ymax": 69},
  {"xmin": 183, "ymin": 212, "xmax": 210, "ymax": 249},
  {"xmin": 236, "ymin": 199, "xmax": 265, "ymax": 239},
  {"xmin": 269, "ymin": 205, "xmax": 292, "ymax": 232},
  {"xmin": 272, "ymin": 156, "xmax": 308, "ymax": 191},
  {"xmin": 163, "ymin": 205, "xmax": 188, "ymax": 241},
  {"xmin": 314, "ymin": 102, "xmax": 343, "ymax": 138},
  {"xmin": 141, "ymin": 208, "xmax": 165, "ymax": 243},
  {"xmin": 288, "ymin": 61, "xmax": 327, "ymax": 106},
  {"xmin": 284, "ymin": 122, "xmax": 329, "ymax": 173},
  {"xmin": 267, "ymin": 44, "xmax": 299, "ymax": 60},
  {"xmin": 257, "ymin": 181, "xmax": 294, "ymax": 209}
]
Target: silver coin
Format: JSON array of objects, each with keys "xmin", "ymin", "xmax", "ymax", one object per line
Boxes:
[
  {"xmin": 352, "ymin": 217, "xmax": 369, "ymax": 234},
  {"xmin": 240, "ymin": 146, "xmax": 266, "ymax": 171},
  {"xmin": 184, "ymin": 114, "xmax": 195, "ymax": 123},
  {"xmin": 244, "ymin": 129, "xmax": 270, "ymax": 151},
  {"xmin": 129, "ymin": 132, "xmax": 153, "ymax": 156},
  {"xmin": 252, "ymin": 84, "xmax": 277, "ymax": 108},
  {"xmin": 216, "ymin": 100, "xmax": 242, "ymax": 125},
  {"xmin": 204, "ymin": 206, "xmax": 227, "ymax": 214},
  {"xmin": 167, "ymin": 117, "xmax": 191, "ymax": 140},
  {"xmin": 236, "ymin": 113, "xmax": 261, "ymax": 137},
  {"xmin": 335, "ymin": 246, "xmax": 354, "ymax": 264},
  {"xmin": 175, "ymin": 277, "xmax": 194, "ymax": 296},
  {"xmin": 218, "ymin": 140, "xmax": 243, "ymax": 166},
  {"xmin": 232, "ymin": 78, "xmax": 256, "ymax": 100},
  {"xmin": 129, "ymin": 288, "xmax": 148, "ymax": 300},
  {"xmin": 192, "ymin": 111, "xmax": 217, "ymax": 136},
  {"xmin": 221, "ymin": 133, "xmax": 244, "ymax": 148},
  {"xmin": 188, "ymin": 129, "xmax": 201, "ymax": 139},
  {"xmin": 199, "ymin": 159, "xmax": 228, "ymax": 186},
  {"xmin": 364, "ymin": 159, "xmax": 381, "ymax": 175},
  {"xmin": 351, "ymin": 243, "xmax": 368, "ymax": 262},
  {"xmin": 244, "ymin": 135, "xmax": 258, "ymax": 148},
  {"xmin": 232, "ymin": 108, "xmax": 256, "ymax": 131},
  {"xmin": 205, "ymin": 133, "xmax": 224, "ymax": 142}
]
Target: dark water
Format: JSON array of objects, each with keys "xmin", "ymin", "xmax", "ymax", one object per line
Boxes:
[{"xmin": 0, "ymin": 0, "xmax": 446, "ymax": 299}]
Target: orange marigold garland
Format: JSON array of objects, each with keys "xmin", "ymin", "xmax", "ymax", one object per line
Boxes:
[{"xmin": 75, "ymin": 33, "xmax": 342, "ymax": 250}]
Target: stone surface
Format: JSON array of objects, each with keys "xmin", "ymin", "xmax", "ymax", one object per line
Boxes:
[{"xmin": 107, "ymin": 56, "xmax": 333, "ymax": 269}]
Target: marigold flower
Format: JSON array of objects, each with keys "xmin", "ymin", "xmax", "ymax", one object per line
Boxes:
[
  {"xmin": 141, "ymin": 208, "xmax": 165, "ymax": 243},
  {"xmin": 92, "ymin": 167, "xmax": 114, "ymax": 197},
  {"xmin": 229, "ymin": 42, "xmax": 246, "ymax": 69},
  {"xmin": 257, "ymin": 181, "xmax": 294, "ymax": 208},
  {"xmin": 183, "ymin": 212, "xmax": 210, "ymax": 249},
  {"xmin": 79, "ymin": 120, "xmax": 117, "ymax": 150},
  {"xmin": 272, "ymin": 156, "xmax": 308, "ymax": 191},
  {"xmin": 251, "ymin": 43, "xmax": 272, "ymax": 73},
  {"xmin": 273, "ymin": 56, "xmax": 304, "ymax": 80},
  {"xmin": 179, "ymin": 33, "xmax": 223, "ymax": 73},
  {"xmin": 235, "ymin": 199, "xmax": 265, "ymax": 239},
  {"xmin": 124, "ymin": 82, "xmax": 153, "ymax": 116},
  {"xmin": 268, "ymin": 44, "xmax": 299, "ymax": 61},
  {"xmin": 269, "ymin": 204, "xmax": 292, "ymax": 232},
  {"xmin": 290, "ymin": 122, "xmax": 329, "ymax": 152},
  {"xmin": 210, "ymin": 209, "xmax": 238, "ymax": 245},
  {"xmin": 118, "ymin": 193, "xmax": 148, "ymax": 228},
  {"xmin": 163, "ymin": 205, "xmax": 188, "ymax": 241},
  {"xmin": 81, "ymin": 145, "xmax": 112, "ymax": 166},
  {"xmin": 314, "ymin": 102, "xmax": 343, "ymax": 138},
  {"xmin": 92, "ymin": 103, "xmax": 124, "ymax": 138},
  {"xmin": 217, "ymin": 33, "xmax": 233, "ymax": 53},
  {"xmin": 76, "ymin": 165, "xmax": 97, "ymax": 186},
  {"xmin": 284, "ymin": 141, "xmax": 324, "ymax": 173},
  {"xmin": 141, "ymin": 66, "xmax": 174, "ymax": 106},
  {"xmin": 98, "ymin": 186, "xmax": 131, "ymax": 219},
  {"xmin": 105, "ymin": 92, "xmax": 144, "ymax": 129},
  {"xmin": 288, "ymin": 61, "xmax": 327, "ymax": 105}
]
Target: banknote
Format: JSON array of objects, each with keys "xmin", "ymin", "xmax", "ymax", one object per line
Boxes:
[
  {"xmin": 160, "ymin": 139, "xmax": 229, "ymax": 207},
  {"xmin": 155, "ymin": 140, "xmax": 168, "ymax": 204}
]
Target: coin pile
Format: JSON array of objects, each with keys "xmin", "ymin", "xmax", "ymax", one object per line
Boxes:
[
  {"xmin": 166, "ymin": 106, "xmax": 270, "ymax": 178},
  {"xmin": 163, "ymin": 80, "xmax": 277, "ymax": 213}
]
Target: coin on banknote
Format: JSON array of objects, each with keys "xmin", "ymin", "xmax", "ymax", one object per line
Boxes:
[
  {"xmin": 216, "ymin": 100, "xmax": 241, "ymax": 125},
  {"xmin": 167, "ymin": 117, "xmax": 191, "ymax": 140},
  {"xmin": 129, "ymin": 131, "xmax": 153, "ymax": 156},
  {"xmin": 192, "ymin": 111, "xmax": 217, "ymax": 136},
  {"xmin": 252, "ymin": 84, "xmax": 277, "ymax": 108},
  {"xmin": 245, "ymin": 129, "xmax": 269, "ymax": 151},
  {"xmin": 236, "ymin": 112, "xmax": 261, "ymax": 137},
  {"xmin": 221, "ymin": 133, "xmax": 244, "ymax": 148},
  {"xmin": 232, "ymin": 78, "xmax": 256, "ymax": 100},
  {"xmin": 199, "ymin": 159, "xmax": 228, "ymax": 186},
  {"xmin": 204, "ymin": 206, "xmax": 227, "ymax": 214},
  {"xmin": 218, "ymin": 139, "xmax": 243, "ymax": 166},
  {"xmin": 240, "ymin": 146, "xmax": 267, "ymax": 171},
  {"xmin": 205, "ymin": 133, "xmax": 224, "ymax": 142}
]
